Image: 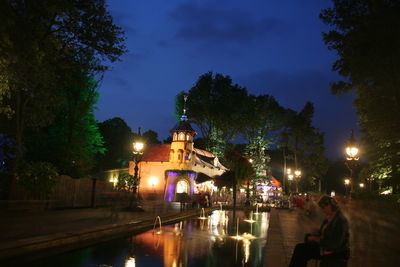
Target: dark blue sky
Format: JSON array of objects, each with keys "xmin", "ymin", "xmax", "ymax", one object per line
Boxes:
[{"xmin": 94, "ymin": 0, "xmax": 358, "ymax": 160}]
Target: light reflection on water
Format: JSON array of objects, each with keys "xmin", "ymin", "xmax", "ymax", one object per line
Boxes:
[{"xmin": 29, "ymin": 210, "xmax": 270, "ymax": 267}]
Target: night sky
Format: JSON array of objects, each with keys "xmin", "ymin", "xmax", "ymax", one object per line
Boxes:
[{"xmin": 94, "ymin": 0, "xmax": 358, "ymax": 160}]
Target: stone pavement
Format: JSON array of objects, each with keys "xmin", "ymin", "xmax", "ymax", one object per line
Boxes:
[
  {"xmin": 264, "ymin": 208, "xmax": 322, "ymax": 267},
  {"xmin": 265, "ymin": 201, "xmax": 400, "ymax": 267}
]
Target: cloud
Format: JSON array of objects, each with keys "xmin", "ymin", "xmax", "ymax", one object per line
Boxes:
[{"xmin": 170, "ymin": 3, "xmax": 289, "ymax": 44}]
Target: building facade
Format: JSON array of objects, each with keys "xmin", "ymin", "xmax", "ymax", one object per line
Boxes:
[{"xmin": 128, "ymin": 117, "xmax": 227, "ymax": 201}]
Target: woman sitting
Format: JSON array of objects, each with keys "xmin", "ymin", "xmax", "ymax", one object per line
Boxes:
[{"xmin": 289, "ymin": 195, "xmax": 350, "ymax": 267}]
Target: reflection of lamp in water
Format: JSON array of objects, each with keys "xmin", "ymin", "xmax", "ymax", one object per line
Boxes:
[{"xmin": 243, "ymin": 239, "xmax": 251, "ymax": 263}]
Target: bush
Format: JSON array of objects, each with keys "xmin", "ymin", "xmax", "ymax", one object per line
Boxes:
[{"xmin": 17, "ymin": 161, "xmax": 59, "ymax": 199}]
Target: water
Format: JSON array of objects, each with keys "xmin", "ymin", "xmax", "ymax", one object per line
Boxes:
[{"xmin": 28, "ymin": 210, "xmax": 270, "ymax": 267}]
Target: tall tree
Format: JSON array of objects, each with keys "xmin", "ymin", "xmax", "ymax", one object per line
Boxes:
[
  {"xmin": 176, "ymin": 72, "xmax": 248, "ymax": 159},
  {"xmin": 26, "ymin": 76, "xmax": 105, "ymax": 177},
  {"xmin": 0, "ymin": 0, "xmax": 126, "ymax": 169},
  {"xmin": 242, "ymin": 94, "xmax": 286, "ymax": 183},
  {"xmin": 96, "ymin": 117, "xmax": 133, "ymax": 171},
  {"xmin": 280, "ymin": 102, "xmax": 328, "ymax": 192},
  {"xmin": 321, "ymin": 0, "xmax": 400, "ymax": 192}
]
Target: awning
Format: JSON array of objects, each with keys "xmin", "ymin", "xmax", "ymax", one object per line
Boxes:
[{"xmin": 195, "ymin": 172, "xmax": 213, "ymax": 184}]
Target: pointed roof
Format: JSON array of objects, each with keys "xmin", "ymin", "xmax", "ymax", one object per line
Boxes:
[{"xmin": 170, "ymin": 120, "xmax": 196, "ymax": 134}]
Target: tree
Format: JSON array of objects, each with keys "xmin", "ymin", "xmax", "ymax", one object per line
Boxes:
[
  {"xmin": 280, "ymin": 102, "xmax": 328, "ymax": 192},
  {"xmin": 96, "ymin": 117, "xmax": 134, "ymax": 171},
  {"xmin": 176, "ymin": 72, "xmax": 248, "ymax": 159},
  {"xmin": 242, "ymin": 94, "xmax": 286, "ymax": 184},
  {"xmin": 142, "ymin": 130, "xmax": 161, "ymax": 145},
  {"xmin": 25, "ymin": 76, "xmax": 105, "ymax": 177},
  {"xmin": 320, "ymin": 0, "xmax": 400, "ymax": 193},
  {"xmin": 0, "ymin": 0, "xmax": 126, "ymax": 169},
  {"xmin": 222, "ymin": 149, "xmax": 255, "ymax": 208}
]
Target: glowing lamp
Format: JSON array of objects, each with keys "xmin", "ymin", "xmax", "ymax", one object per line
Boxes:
[
  {"xmin": 344, "ymin": 179, "xmax": 350, "ymax": 185},
  {"xmin": 294, "ymin": 170, "xmax": 301, "ymax": 177},
  {"xmin": 288, "ymin": 174, "xmax": 294, "ymax": 180},
  {"xmin": 149, "ymin": 177, "xmax": 158, "ymax": 187},
  {"xmin": 133, "ymin": 141, "xmax": 144, "ymax": 153},
  {"xmin": 345, "ymin": 131, "xmax": 359, "ymax": 160}
]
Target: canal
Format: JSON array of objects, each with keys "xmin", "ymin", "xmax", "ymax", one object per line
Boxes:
[{"xmin": 25, "ymin": 209, "xmax": 270, "ymax": 267}]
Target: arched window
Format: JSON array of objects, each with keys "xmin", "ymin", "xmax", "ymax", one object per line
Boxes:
[
  {"xmin": 186, "ymin": 134, "xmax": 191, "ymax": 141},
  {"xmin": 176, "ymin": 180, "xmax": 189, "ymax": 194},
  {"xmin": 173, "ymin": 133, "xmax": 177, "ymax": 141},
  {"xmin": 179, "ymin": 132, "xmax": 185, "ymax": 140}
]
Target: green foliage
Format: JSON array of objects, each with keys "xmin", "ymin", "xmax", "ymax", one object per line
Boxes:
[
  {"xmin": 16, "ymin": 161, "xmax": 58, "ymax": 199},
  {"xmin": 320, "ymin": 0, "xmax": 400, "ymax": 192},
  {"xmin": 0, "ymin": 0, "xmax": 126, "ymax": 169},
  {"xmin": 116, "ymin": 172, "xmax": 137, "ymax": 191},
  {"xmin": 179, "ymin": 72, "xmax": 248, "ymax": 155},
  {"xmin": 26, "ymin": 76, "xmax": 105, "ymax": 177}
]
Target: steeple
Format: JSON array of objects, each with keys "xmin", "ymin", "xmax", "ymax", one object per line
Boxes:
[{"xmin": 169, "ymin": 94, "xmax": 196, "ymax": 167}]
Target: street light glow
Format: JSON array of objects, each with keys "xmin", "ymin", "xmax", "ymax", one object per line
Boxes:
[
  {"xmin": 294, "ymin": 170, "xmax": 301, "ymax": 177},
  {"xmin": 344, "ymin": 178, "xmax": 350, "ymax": 185},
  {"xmin": 359, "ymin": 183, "xmax": 364, "ymax": 188},
  {"xmin": 133, "ymin": 141, "xmax": 144, "ymax": 152},
  {"xmin": 345, "ymin": 146, "xmax": 359, "ymax": 160},
  {"xmin": 288, "ymin": 174, "xmax": 294, "ymax": 180}
]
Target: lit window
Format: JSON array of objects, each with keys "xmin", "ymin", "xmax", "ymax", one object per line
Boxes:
[{"xmin": 179, "ymin": 133, "xmax": 185, "ymax": 140}]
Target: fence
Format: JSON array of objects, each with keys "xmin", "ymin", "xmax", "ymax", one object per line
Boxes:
[{"xmin": 1, "ymin": 175, "xmax": 123, "ymax": 210}]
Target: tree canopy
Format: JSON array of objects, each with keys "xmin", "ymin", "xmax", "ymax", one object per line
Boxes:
[
  {"xmin": 321, "ymin": 0, "xmax": 400, "ymax": 192},
  {"xmin": 0, "ymin": 0, "xmax": 126, "ymax": 171}
]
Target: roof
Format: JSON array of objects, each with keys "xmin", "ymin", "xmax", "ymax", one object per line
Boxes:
[
  {"xmin": 170, "ymin": 120, "xmax": 196, "ymax": 135},
  {"xmin": 196, "ymin": 172, "xmax": 213, "ymax": 183},
  {"xmin": 271, "ymin": 177, "xmax": 281, "ymax": 187},
  {"xmin": 193, "ymin": 148, "xmax": 227, "ymax": 171},
  {"xmin": 141, "ymin": 144, "xmax": 170, "ymax": 162}
]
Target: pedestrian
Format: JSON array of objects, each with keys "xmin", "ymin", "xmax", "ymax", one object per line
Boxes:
[{"xmin": 289, "ymin": 195, "xmax": 350, "ymax": 267}]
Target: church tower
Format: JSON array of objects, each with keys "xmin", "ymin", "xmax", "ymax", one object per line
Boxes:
[{"xmin": 169, "ymin": 96, "xmax": 196, "ymax": 169}]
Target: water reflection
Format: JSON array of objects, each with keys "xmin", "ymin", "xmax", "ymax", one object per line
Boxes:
[{"xmin": 28, "ymin": 210, "xmax": 270, "ymax": 267}]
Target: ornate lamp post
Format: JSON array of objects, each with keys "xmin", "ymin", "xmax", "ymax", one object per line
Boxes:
[
  {"xmin": 132, "ymin": 136, "xmax": 144, "ymax": 208},
  {"xmin": 345, "ymin": 130, "xmax": 359, "ymax": 195}
]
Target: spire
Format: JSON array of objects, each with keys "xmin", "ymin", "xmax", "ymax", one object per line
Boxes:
[{"xmin": 181, "ymin": 94, "xmax": 188, "ymax": 121}]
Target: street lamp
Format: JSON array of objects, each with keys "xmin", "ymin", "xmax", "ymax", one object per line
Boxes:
[
  {"xmin": 132, "ymin": 137, "xmax": 144, "ymax": 208},
  {"xmin": 345, "ymin": 130, "xmax": 359, "ymax": 195}
]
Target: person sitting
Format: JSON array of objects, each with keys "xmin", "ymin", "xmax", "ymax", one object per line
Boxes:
[{"xmin": 289, "ymin": 195, "xmax": 350, "ymax": 267}]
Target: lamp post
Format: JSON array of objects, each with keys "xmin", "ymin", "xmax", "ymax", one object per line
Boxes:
[
  {"xmin": 294, "ymin": 169, "xmax": 301, "ymax": 193},
  {"xmin": 345, "ymin": 130, "xmax": 359, "ymax": 196},
  {"xmin": 132, "ymin": 136, "xmax": 144, "ymax": 208},
  {"xmin": 288, "ymin": 174, "xmax": 294, "ymax": 194}
]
